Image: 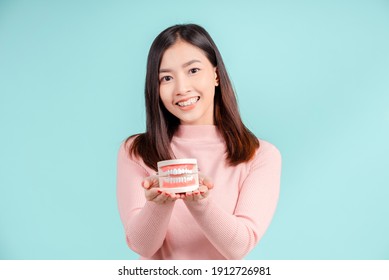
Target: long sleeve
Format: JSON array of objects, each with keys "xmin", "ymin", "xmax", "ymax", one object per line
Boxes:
[
  {"xmin": 117, "ymin": 125, "xmax": 282, "ymax": 260},
  {"xmin": 184, "ymin": 142, "xmax": 282, "ymax": 259},
  {"xmin": 116, "ymin": 142, "xmax": 175, "ymax": 257}
]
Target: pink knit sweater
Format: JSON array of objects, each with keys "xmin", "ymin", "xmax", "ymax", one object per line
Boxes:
[{"xmin": 116, "ymin": 125, "xmax": 281, "ymax": 259}]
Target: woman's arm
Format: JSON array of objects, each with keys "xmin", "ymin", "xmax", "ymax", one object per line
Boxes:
[
  {"xmin": 116, "ymin": 142, "xmax": 175, "ymax": 257},
  {"xmin": 184, "ymin": 142, "xmax": 282, "ymax": 259}
]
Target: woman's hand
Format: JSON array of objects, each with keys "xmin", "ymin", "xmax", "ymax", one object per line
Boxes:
[
  {"xmin": 142, "ymin": 175, "xmax": 180, "ymax": 204},
  {"xmin": 182, "ymin": 173, "xmax": 214, "ymax": 202}
]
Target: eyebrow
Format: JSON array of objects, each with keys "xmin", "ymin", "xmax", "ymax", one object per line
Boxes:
[{"xmin": 159, "ymin": 59, "xmax": 202, "ymax": 73}]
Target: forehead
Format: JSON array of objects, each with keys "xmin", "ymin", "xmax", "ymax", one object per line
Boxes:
[{"xmin": 160, "ymin": 40, "xmax": 210, "ymax": 68}]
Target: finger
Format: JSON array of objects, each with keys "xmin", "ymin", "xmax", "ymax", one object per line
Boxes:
[
  {"xmin": 142, "ymin": 175, "xmax": 159, "ymax": 189},
  {"xmin": 198, "ymin": 185, "xmax": 210, "ymax": 198},
  {"xmin": 182, "ymin": 191, "xmax": 194, "ymax": 202},
  {"xmin": 159, "ymin": 192, "xmax": 171, "ymax": 203},
  {"xmin": 164, "ymin": 192, "xmax": 179, "ymax": 202},
  {"xmin": 159, "ymin": 191, "xmax": 181, "ymax": 203},
  {"xmin": 150, "ymin": 190, "xmax": 168, "ymax": 204},
  {"xmin": 150, "ymin": 189, "xmax": 179, "ymax": 204},
  {"xmin": 145, "ymin": 188, "xmax": 162, "ymax": 201},
  {"xmin": 192, "ymin": 190, "xmax": 201, "ymax": 200},
  {"xmin": 198, "ymin": 173, "xmax": 214, "ymax": 189}
]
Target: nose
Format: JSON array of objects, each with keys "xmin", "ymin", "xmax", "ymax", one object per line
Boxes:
[{"xmin": 175, "ymin": 74, "xmax": 191, "ymax": 95}]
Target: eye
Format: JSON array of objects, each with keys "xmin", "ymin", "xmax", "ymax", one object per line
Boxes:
[
  {"xmin": 160, "ymin": 76, "xmax": 173, "ymax": 83},
  {"xmin": 189, "ymin": 68, "xmax": 200, "ymax": 74}
]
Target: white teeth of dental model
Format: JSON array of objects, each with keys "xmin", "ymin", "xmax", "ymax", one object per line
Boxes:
[
  {"xmin": 167, "ymin": 168, "xmax": 193, "ymax": 175},
  {"xmin": 178, "ymin": 97, "xmax": 199, "ymax": 107},
  {"xmin": 164, "ymin": 175, "xmax": 194, "ymax": 184},
  {"xmin": 157, "ymin": 159, "xmax": 199, "ymax": 192}
]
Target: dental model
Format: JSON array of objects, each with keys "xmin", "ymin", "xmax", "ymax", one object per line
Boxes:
[{"xmin": 157, "ymin": 159, "xmax": 199, "ymax": 193}]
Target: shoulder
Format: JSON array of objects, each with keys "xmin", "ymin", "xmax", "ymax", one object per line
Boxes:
[
  {"xmin": 252, "ymin": 139, "xmax": 282, "ymax": 167},
  {"xmin": 258, "ymin": 139, "xmax": 281, "ymax": 157},
  {"xmin": 117, "ymin": 134, "xmax": 143, "ymax": 161},
  {"xmin": 117, "ymin": 134, "xmax": 152, "ymax": 175},
  {"xmin": 120, "ymin": 133, "xmax": 143, "ymax": 151}
]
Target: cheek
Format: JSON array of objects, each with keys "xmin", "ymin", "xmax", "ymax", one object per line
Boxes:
[
  {"xmin": 199, "ymin": 81, "xmax": 216, "ymax": 100},
  {"xmin": 197, "ymin": 74, "xmax": 216, "ymax": 93},
  {"xmin": 159, "ymin": 87, "xmax": 172, "ymax": 107}
]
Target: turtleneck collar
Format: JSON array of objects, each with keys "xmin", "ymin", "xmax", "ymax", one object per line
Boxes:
[{"xmin": 173, "ymin": 125, "xmax": 224, "ymax": 144}]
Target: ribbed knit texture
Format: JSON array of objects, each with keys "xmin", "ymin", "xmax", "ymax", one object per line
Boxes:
[{"xmin": 117, "ymin": 125, "xmax": 281, "ymax": 259}]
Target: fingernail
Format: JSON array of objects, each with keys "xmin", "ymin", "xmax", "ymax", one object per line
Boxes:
[
  {"xmin": 157, "ymin": 190, "xmax": 162, "ymax": 194},
  {"xmin": 200, "ymin": 191, "xmax": 205, "ymax": 195}
]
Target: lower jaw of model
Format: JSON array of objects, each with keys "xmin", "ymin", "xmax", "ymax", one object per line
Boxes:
[{"xmin": 157, "ymin": 159, "xmax": 199, "ymax": 193}]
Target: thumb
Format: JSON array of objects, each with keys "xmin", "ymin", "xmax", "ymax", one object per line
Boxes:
[
  {"xmin": 142, "ymin": 175, "xmax": 158, "ymax": 189},
  {"xmin": 199, "ymin": 174, "xmax": 213, "ymax": 189}
]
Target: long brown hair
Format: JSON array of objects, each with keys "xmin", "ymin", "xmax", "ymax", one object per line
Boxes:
[{"xmin": 127, "ymin": 24, "xmax": 259, "ymax": 171}]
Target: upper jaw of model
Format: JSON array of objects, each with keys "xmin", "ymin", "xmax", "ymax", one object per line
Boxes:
[{"xmin": 160, "ymin": 165, "xmax": 196, "ymax": 176}]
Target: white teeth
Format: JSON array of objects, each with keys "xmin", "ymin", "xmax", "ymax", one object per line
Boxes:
[
  {"xmin": 163, "ymin": 175, "xmax": 194, "ymax": 184},
  {"xmin": 177, "ymin": 97, "xmax": 199, "ymax": 107},
  {"xmin": 166, "ymin": 168, "xmax": 192, "ymax": 175}
]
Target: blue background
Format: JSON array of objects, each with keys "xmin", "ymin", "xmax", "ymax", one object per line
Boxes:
[{"xmin": 1, "ymin": 0, "xmax": 388, "ymax": 259}]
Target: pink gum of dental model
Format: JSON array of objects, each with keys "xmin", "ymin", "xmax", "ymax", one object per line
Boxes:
[{"xmin": 157, "ymin": 159, "xmax": 199, "ymax": 193}]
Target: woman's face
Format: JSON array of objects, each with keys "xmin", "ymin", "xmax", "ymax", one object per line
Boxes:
[{"xmin": 158, "ymin": 40, "xmax": 218, "ymax": 125}]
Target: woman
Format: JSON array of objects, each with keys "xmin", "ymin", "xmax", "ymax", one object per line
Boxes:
[{"xmin": 117, "ymin": 24, "xmax": 281, "ymax": 260}]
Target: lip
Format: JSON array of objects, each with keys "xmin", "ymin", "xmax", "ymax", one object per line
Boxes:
[
  {"xmin": 175, "ymin": 96, "xmax": 200, "ymax": 105},
  {"xmin": 175, "ymin": 96, "xmax": 200, "ymax": 111}
]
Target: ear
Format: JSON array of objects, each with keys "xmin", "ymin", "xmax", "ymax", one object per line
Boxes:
[{"xmin": 214, "ymin": 68, "xmax": 219, "ymax": 86}]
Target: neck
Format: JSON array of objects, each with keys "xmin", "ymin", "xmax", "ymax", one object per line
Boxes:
[{"xmin": 173, "ymin": 124, "xmax": 223, "ymax": 143}]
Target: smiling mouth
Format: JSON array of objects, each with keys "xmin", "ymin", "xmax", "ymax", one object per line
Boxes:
[{"xmin": 176, "ymin": 97, "xmax": 200, "ymax": 107}]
